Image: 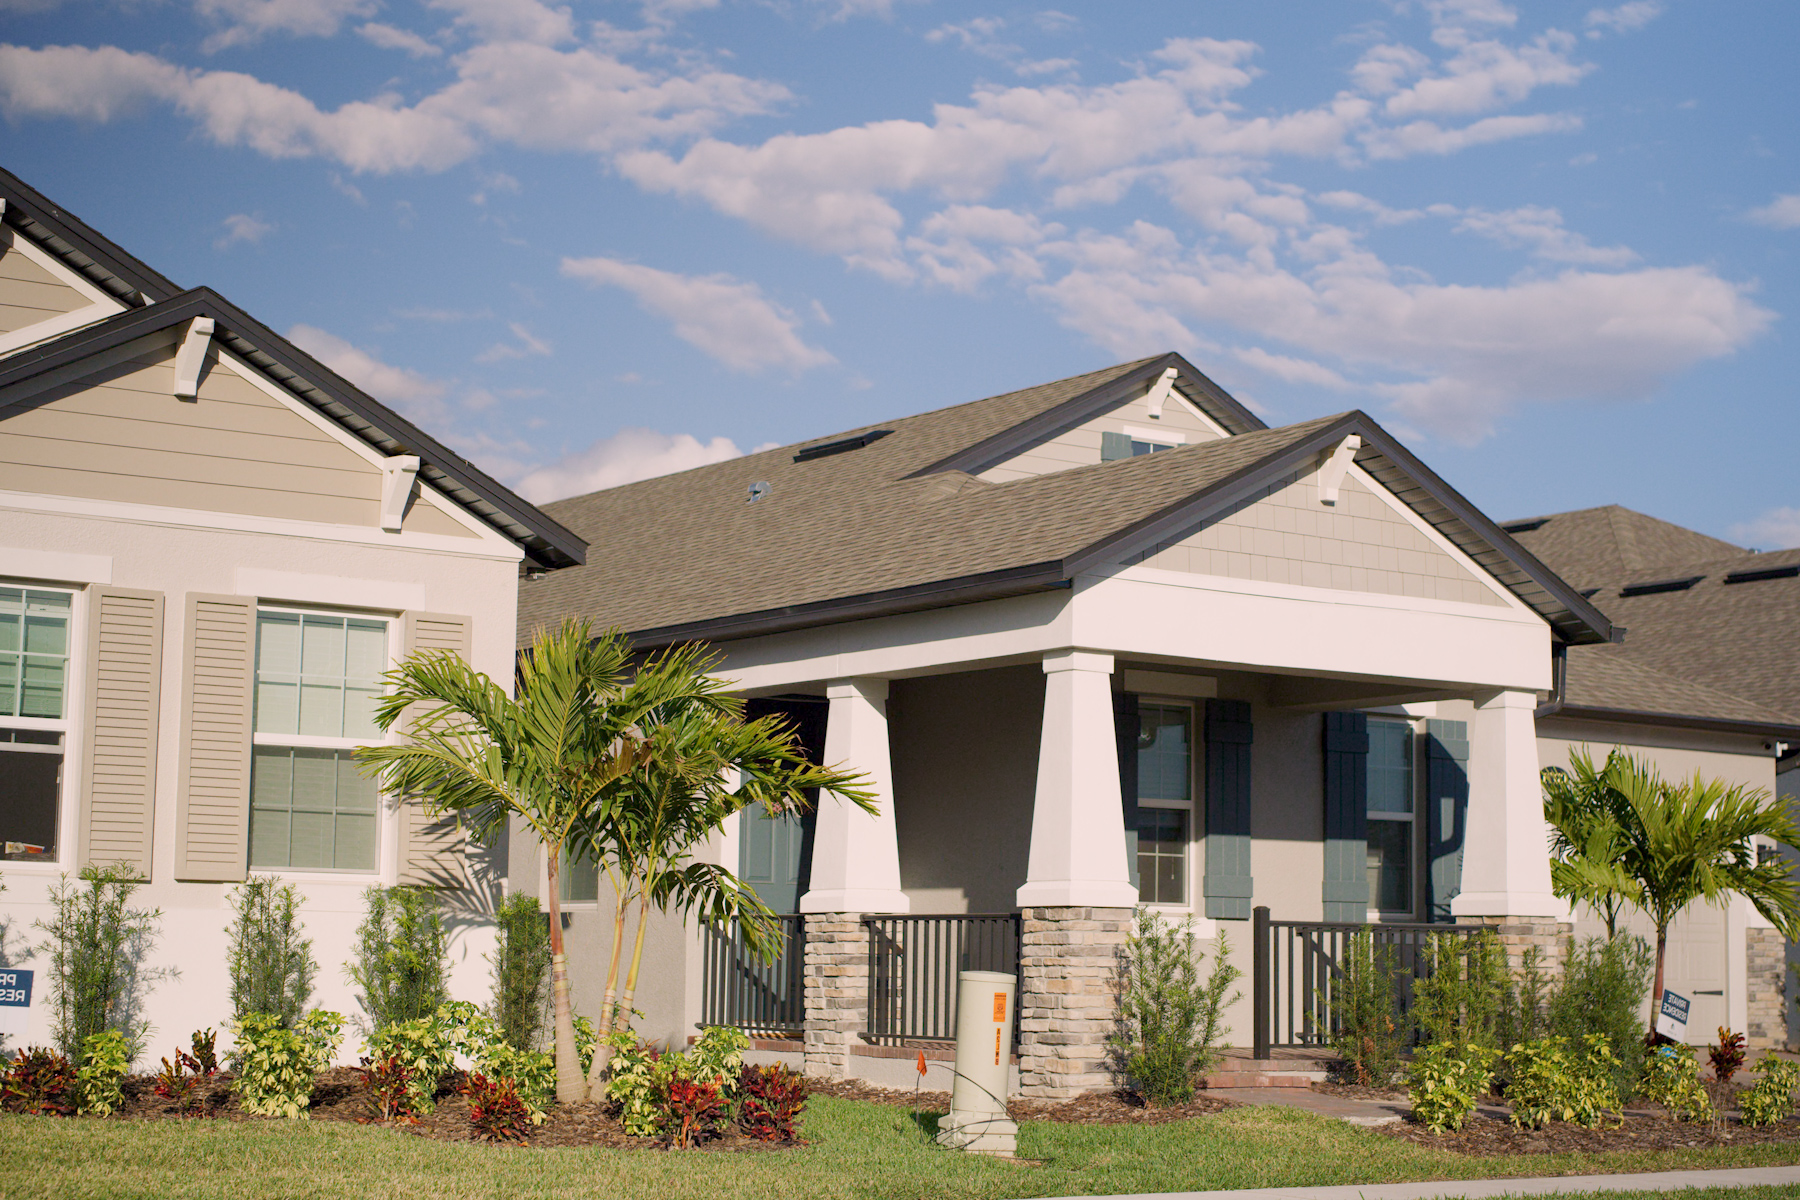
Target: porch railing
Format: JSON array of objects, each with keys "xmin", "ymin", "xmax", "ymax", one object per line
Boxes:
[
  {"xmin": 701, "ymin": 914, "xmax": 806, "ymax": 1037},
  {"xmin": 1250, "ymin": 905, "xmax": 1482, "ymax": 1059},
  {"xmin": 864, "ymin": 914, "xmax": 1021, "ymax": 1046}
]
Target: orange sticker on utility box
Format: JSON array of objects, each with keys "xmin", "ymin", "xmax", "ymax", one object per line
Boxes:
[{"xmin": 992, "ymin": 992, "xmax": 1007, "ymax": 1023}]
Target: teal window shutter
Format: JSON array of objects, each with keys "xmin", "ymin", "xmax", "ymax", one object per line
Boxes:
[
  {"xmin": 1425, "ymin": 719, "xmax": 1469, "ymax": 923},
  {"xmin": 1203, "ymin": 698, "xmax": 1253, "ymax": 919},
  {"xmin": 1114, "ymin": 691, "xmax": 1140, "ymax": 893},
  {"xmin": 1321, "ymin": 712, "xmax": 1369, "ymax": 923},
  {"xmin": 1100, "ymin": 431, "xmax": 1132, "ymax": 461}
]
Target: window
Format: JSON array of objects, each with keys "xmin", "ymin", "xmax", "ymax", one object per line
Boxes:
[
  {"xmin": 1366, "ymin": 718, "xmax": 1415, "ymax": 915},
  {"xmin": 1130, "ymin": 439, "xmax": 1175, "ymax": 456},
  {"xmin": 1134, "ymin": 702, "xmax": 1193, "ymax": 905},
  {"xmin": 0, "ymin": 586, "xmax": 72, "ymax": 862},
  {"xmin": 560, "ymin": 846, "xmax": 600, "ymax": 904},
  {"xmin": 248, "ymin": 610, "xmax": 388, "ymax": 872}
]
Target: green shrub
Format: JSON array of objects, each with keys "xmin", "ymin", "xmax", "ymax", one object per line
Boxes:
[
  {"xmin": 346, "ymin": 887, "xmax": 448, "ymax": 1030},
  {"xmin": 1407, "ymin": 1041, "xmax": 1498, "ymax": 1134},
  {"xmin": 227, "ymin": 877, "xmax": 317, "ymax": 1028},
  {"xmin": 1328, "ymin": 930, "xmax": 1404, "ymax": 1087},
  {"xmin": 1412, "ymin": 931, "xmax": 1507, "ymax": 1049},
  {"xmin": 1708, "ymin": 1027, "xmax": 1746, "ymax": 1084},
  {"xmin": 1110, "ymin": 912, "xmax": 1242, "ymax": 1105},
  {"xmin": 1739, "ymin": 1057, "xmax": 1800, "ymax": 1127},
  {"xmin": 75, "ymin": 1029, "xmax": 130, "ymax": 1116},
  {"xmin": 1495, "ymin": 944, "xmax": 1549, "ymax": 1056},
  {"xmin": 490, "ymin": 894, "xmax": 551, "ymax": 1051},
  {"xmin": 604, "ymin": 1033, "xmax": 666, "ymax": 1137},
  {"xmin": 1505, "ymin": 1034, "xmax": 1621, "ymax": 1130},
  {"xmin": 603, "ymin": 1026, "xmax": 750, "ymax": 1139},
  {"xmin": 0, "ymin": 1047, "xmax": 77, "ymax": 1116},
  {"xmin": 362, "ymin": 1010, "xmax": 458, "ymax": 1114},
  {"xmin": 443, "ymin": 1000, "xmax": 555, "ymax": 1117},
  {"xmin": 1638, "ymin": 1043, "xmax": 1713, "ymax": 1122},
  {"xmin": 574, "ymin": 1014, "xmax": 598, "ymax": 1075},
  {"xmin": 31, "ymin": 865, "xmax": 165, "ymax": 1063},
  {"xmin": 1544, "ymin": 935, "xmax": 1652, "ymax": 1098},
  {"xmin": 737, "ymin": 1063, "xmax": 808, "ymax": 1143},
  {"xmin": 230, "ymin": 1011, "xmax": 344, "ymax": 1118}
]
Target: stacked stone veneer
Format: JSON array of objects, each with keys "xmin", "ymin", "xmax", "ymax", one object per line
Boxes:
[
  {"xmin": 1016, "ymin": 907, "xmax": 1133, "ymax": 1099},
  {"xmin": 801, "ymin": 915, "xmax": 871, "ymax": 1080},
  {"xmin": 1748, "ymin": 927, "xmax": 1786, "ymax": 1050},
  {"xmin": 1455, "ymin": 915, "xmax": 1572, "ymax": 981}
]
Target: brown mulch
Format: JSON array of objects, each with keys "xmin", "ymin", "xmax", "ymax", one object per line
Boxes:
[
  {"xmin": 1311, "ymin": 1081, "xmax": 1409, "ymax": 1101},
  {"xmin": 1384, "ymin": 1107, "xmax": 1800, "ymax": 1156},
  {"xmin": 806, "ymin": 1078, "xmax": 1234, "ymax": 1125}
]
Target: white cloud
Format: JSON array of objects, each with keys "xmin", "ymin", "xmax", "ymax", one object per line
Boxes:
[
  {"xmin": 1232, "ymin": 346, "xmax": 1352, "ymax": 389},
  {"xmin": 358, "ymin": 23, "xmax": 443, "ymax": 57},
  {"xmin": 1453, "ymin": 204, "xmax": 1637, "ymax": 266},
  {"xmin": 475, "ymin": 321, "xmax": 553, "ymax": 362},
  {"xmin": 1584, "ymin": 2, "xmax": 1662, "ymax": 37},
  {"xmin": 287, "ymin": 323, "xmax": 451, "ymax": 421},
  {"xmin": 1729, "ymin": 508, "xmax": 1800, "ymax": 552},
  {"xmin": 214, "ymin": 212, "xmax": 274, "ymax": 248},
  {"xmin": 513, "ymin": 427, "xmax": 749, "ymax": 502},
  {"xmin": 196, "ymin": 0, "xmax": 376, "ymax": 52},
  {"xmin": 1376, "ymin": 32, "xmax": 1590, "ymax": 118},
  {"xmin": 1748, "ymin": 194, "xmax": 1800, "ymax": 230},
  {"xmin": 561, "ymin": 257, "xmax": 834, "ymax": 373},
  {"xmin": 1361, "ymin": 112, "xmax": 1579, "ymax": 159},
  {"xmin": 427, "ymin": 0, "xmax": 573, "ymax": 46}
]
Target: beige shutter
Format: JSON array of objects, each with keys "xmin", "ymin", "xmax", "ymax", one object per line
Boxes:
[
  {"xmin": 396, "ymin": 612, "xmax": 473, "ymax": 889},
  {"xmin": 78, "ymin": 587, "xmax": 165, "ymax": 878},
  {"xmin": 174, "ymin": 593, "xmax": 256, "ymax": 882}
]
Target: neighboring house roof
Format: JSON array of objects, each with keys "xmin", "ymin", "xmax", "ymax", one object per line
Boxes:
[
  {"xmin": 0, "ymin": 188, "xmax": 586, "ymax": 570},
  {"xmin": 1509, "ymin": 506, "xmax": 1800, "ymax": 736},
  {"xmin": 524, "ymin": 361, "xmax": 1614, "ymax": 649}
]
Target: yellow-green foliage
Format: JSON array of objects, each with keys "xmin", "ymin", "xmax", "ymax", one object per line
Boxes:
[
  {"xmin": 1505, "ymin": 1034, "xmax": 1621, "ymax": 1130},
  {"xmin": 1407, "ymin": 1041, "xmax": 1497, "ymax": 1134},
  {"xmin": 1739, "ymin": 1057, "xmax": 1800, "ymax": 1127},
  {"xmin": 603, "ymin": 1026, "xmax": 750, "ymax": 1139},
  {"xmin": 231, "ymin": 1011, "xmax": 344, "ymax": 1119},
  {"xmin": 1637, "ymin": 1044, "xmax": 1712, "ymax": 1122},
  {"xmin": 75, "ymin": 1030, "xmax": 130, "ymax": 1117},
  {"xmin": 442, "ymin": 1002, "xmax": 554, "ymax": 1121},
  {"xmin": 363, "ymin": 1011, "xmax": 458, "ymax": 1115}
]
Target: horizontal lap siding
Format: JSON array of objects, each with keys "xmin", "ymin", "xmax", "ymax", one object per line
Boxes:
[
  {"xmin": 0, "ymin": 239, "xmax": 88, "ymax": 334},
  {"xmin": 175, "ymin": 594, "xmax": 255, "ymax": 882},
  {"xmin": 978, "ymin": 381, "xmax": 1225, "ymax": 482},
  {"xmin": 80, "ymin": 587, "xmax": 165, "ymax": 876}
]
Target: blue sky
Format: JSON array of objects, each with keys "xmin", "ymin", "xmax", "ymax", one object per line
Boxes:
[{"xmin": 3, "ymin": 0, "xmax": 1797, "ymax": 548}]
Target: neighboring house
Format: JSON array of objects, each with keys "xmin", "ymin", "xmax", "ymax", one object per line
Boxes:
[
  {"xmin": 0, "ymin": 168, "xmax": 585, "ymax": 1055},
  {"xmin": 1504, "ymin": 505, "xmax": 1800, "ymax": 1047},
  {"xmin": 518, "ymin": 354, "xmax": 1618, "ymax": 1097}
]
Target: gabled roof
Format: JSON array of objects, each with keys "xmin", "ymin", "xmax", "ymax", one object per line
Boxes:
[
  {"xmin": 0, "ymin": 166, "xmax": 181, "ymax": 308},
  {"xmin": 0, "ymin": 285, "xmax": 586, "ymax": 570},
  {"xmin": 524, "ymin": 362, "xmax": 1614, "ymax": 649},
  {"xmin": 1504, "ymin": 504, "xmax": 1743, "ymax": 589}
]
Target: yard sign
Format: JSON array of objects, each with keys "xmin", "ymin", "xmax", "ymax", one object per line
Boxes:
[{"xmin": 0, "ymin": 968, "xmax": 32, "ymax": 1037}]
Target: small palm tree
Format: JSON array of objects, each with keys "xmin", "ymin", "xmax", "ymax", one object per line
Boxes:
[{"xmin": 1543, "ymin": 749, "xmax": 1642, "ymax": 937}]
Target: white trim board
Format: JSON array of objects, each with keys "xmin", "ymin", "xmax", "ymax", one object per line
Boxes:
[
  {"xmin": 1099, "ymin": 562, "xmax": 1545, "ymax": 626},
  {"xmin": 235, "ymin": 568, "xmax": 425, "ymax": 613},
  {"xmin": 0, "ymin": 546, "xmax": 112, "ymax": 585}
]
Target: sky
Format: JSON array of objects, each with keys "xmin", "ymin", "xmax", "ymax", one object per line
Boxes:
[{"xmin": 2, "ymin": 0, "xmax": 1797, "ymax": 549}]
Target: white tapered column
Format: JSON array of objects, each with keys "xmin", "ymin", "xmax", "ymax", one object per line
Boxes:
[
  {"xmin": 1452, "ymin": 688, "xmax": 1562, "ymax": 918},
  {"xmin": 1016, "ymin": 650, "xmax": 1137, "ymax": 909},
  {"xmin": 799, "ymin": 678, "xmax": 908, "ymax": 914}
]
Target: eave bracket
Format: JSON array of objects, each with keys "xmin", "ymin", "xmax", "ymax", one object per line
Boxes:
[{"xmin": 1317, "ymin": 434, "xmax": 1362, "ymax": 505}]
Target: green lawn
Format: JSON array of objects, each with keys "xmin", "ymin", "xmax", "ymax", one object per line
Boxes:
[{"xmin": 3, "ymin": 1099, "xmax": 1799, "ymax": 1200}]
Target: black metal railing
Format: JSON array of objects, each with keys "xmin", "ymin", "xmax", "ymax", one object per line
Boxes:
[
  {"xmin": 701, "ymin": 914, "xmax": 806, "ymax": 1037},
  {"xmin": 1251, "ymin": 905, "xmax": 1482, "ymax": 1059},
  {"xmin": 864, "ymin": 914, "xmax": 1021, "ymax": 1045}
]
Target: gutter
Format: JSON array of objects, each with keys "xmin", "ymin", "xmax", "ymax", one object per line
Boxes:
[
  {"xmin": 1534, "ymin": 641, "xmax": 1569, "ymax": 719},
  {"xmin": 1538, "ymin": 702, "xmax": 1800, "ymax": 742}
]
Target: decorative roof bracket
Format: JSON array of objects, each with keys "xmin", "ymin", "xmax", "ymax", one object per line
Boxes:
[
  {"xmin": 380, "ymin": 455, "xmax": 421, "ymax": 533},
  {"xmin": 172, "ymin": 316, "xmax": 215, "ymax": 399},
  {"xmin": 1316, "ymin": 434, "xmax": 1362, "ymax": 505},
  {"xmin": 1142, "ymin": 367, "xmax": 1179, "ymax": 419}
]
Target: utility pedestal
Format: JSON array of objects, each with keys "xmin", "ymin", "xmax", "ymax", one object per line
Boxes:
[{"xmin": 934, "ymin": 970, "xmax": 1018, "ymax": 1157}]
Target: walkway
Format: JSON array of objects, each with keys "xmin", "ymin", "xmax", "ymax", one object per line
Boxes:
[{"xmin": 1045, "ymin": 1163, "xmax": 1800, "ymax": 1199}]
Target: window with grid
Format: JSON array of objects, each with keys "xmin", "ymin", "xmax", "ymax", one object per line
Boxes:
[
  {"xmin": 249, "ymin": 610, "xmax": 389, "ymax": 872},
  {"xmin": 1365, "ymin": 718, "xmax": 1415, "ymax": 915},
  {"xmin": 0, "ymin": 586, "xmax": 72, "ymax": 863},
  {"xmin": 1134, "ymin": 702, "xmax": 1193, "ymax": 905}
]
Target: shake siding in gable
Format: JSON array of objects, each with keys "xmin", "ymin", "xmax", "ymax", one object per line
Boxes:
[
  {"xmin": 174, "ymin": 593, "xmax": 256, "ymax": 882},
  {"xmin": 79, "ymin": 586, "xmax": 164, "ymax": 876},
  {"xmin": 0, "ymin": 234, "xmax": 90, "ymax": 336},
  {"xmin": 977, "ymin": 382, "xmax": 1226, "ymax": 483}
]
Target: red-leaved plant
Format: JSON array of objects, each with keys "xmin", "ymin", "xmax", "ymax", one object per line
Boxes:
[
  {"xmin": 356, "ymin": 1050, "xmax": 417, "ymax": 1123},
  {"xmin": 154, "ymin": 1049, "xmax": 203, "ymax": 1114},
  {"xmin": 661, "ymin": 1076, "xmax": 725, "ymax": 1149},
  {"xmin": 736, "ymin": 1064, "xmax": 808, "ymax": 1143},
  {"xmin": 188, "ymin": 1029, "xmax": 220, "ymax": 1077},
  {"xmin": 460, "ymin": 1072, "xmax": 534, "ymax": 1144},
  {"xmin": 0, "ymin": 1047, "xmax": 78, "ymax": 1116},
  {"xmin": 1709, "ymin": 1027, "xmax": 1747, "ymax": 1084}
]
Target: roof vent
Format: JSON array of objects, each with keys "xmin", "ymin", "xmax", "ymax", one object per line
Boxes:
[
  {"xmin": 793, "ymin": 429, "xmax": 892, "ymax": 463},
  {"xmin": 747, "ymin": 481, "xmax": 770, "ymax": 504},
  {"xmin": 1501, "ymin": 518, "xmax": 1549, "ymax": 534},
  {"xmin": 1724, "ymin": 564, "xmax": 1800, "ymax": 585},
  {"xmin": 1619, "ymin": 575, "xmax": 1703, "ymax": 597}
]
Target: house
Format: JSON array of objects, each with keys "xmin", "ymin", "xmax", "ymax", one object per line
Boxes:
[
  {"xmin": 517, "ymin": 354, "xmax": 1622, "ymax": 1097},
  {"xmin": 0, "ymin": 168, "xmax": 585, "ymax": 1054},
  {"xmin": 1503, "ymin": 506, "xmax": 1800, "ymax": 1047}
]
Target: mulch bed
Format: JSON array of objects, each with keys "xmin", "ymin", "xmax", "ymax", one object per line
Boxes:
[
  {"xmin": 807, "ymin": 1078, "xmax": 1235, "ymax": 1125},
  {"xmin": 1311, "ymin": 1081, "xmax": 1410, "ymax": 1101},
  {"xmin": 1384, "ymin": 1107, "xmax": 1800, "ymax": 1156}
]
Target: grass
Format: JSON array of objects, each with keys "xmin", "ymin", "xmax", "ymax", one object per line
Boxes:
[{"xmin": 2, "ymin": 1098, "xmax": 1799, "ymax": 1200}]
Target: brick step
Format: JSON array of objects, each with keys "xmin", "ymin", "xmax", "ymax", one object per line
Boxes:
[{"xmin": 1203, "ymin": 1070, "xmax": 1325, "ymax": 1088}]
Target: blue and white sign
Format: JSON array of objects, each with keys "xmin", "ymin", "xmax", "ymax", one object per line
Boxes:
[
  {"xmin": 0, "ymin": 969, "xmax": 32, "ymax": 1038},
  {"xmin": 1655, "ymin": 988, "xmax": 1691, "ymax": 1042}
]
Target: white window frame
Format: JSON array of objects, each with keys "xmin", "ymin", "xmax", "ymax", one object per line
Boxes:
[
  {"xmin": 0, "ymin": 579, "xmax": 83, "ymax": 872},
  {"xmin": 551, "ymin": 842, "xmax": 603, "ymax": 910},
  {"xmin": 1136, "ymin": 696, "xmax": 1197, "ymax": 912},
  {"xmin": 1365, "ymin": 716, "xmax": 1420, "ymax": 923},
  {"xmin": 247, "ymin": 603, "xmax": 400, "ymax": 879}
]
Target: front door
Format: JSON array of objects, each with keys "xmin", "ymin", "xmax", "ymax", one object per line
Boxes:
[{"xmin": 740, "ymin": 801, "xmax": 807, "ymax": 913}]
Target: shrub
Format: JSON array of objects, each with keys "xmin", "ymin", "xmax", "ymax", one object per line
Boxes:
[
  {"xmin": 76, "ymin": 1029, "xmax": 130, "ymax": 1116},
  {"xmin": 445, "ymin": 1002, "xmax": 554, "ymax": 1118},
  {"xmin": 362, "ymin": 1010, "xmax": 458, "ymax": 1114},
  {"xmin": 1495, "ymin": 944, "xmax": 1549, "ymax": 1055},
  {"xmin": 686, "ymin": 1025, "xmax": 750, "ymax": 1089},
  {"xmin": 737, "ymin": 1063, "xmax": 808, "ymax": 1142},
  {"xmin": 31, "ymin": 865, "xmax": 165, "ymax": 1062},
  {"xmin": 227, "ymin": 877, "xmax": 317, "ymax": 1028},
  {"xmin": 1708, "ymin": 1027, "xmax": 1746, "ymax": 1084},
  {"xmin": 1412, "ymin": 931, "xmax": 1507, "ymax": 1049},
  {"xmin": 1504, "ymin": 1034, "xmax": 1621, "ymax": 1130},
  {"xmin": 461, "ymin": 1072, "xmax": 534, "ymax": 1144},
  {"xmin": 603, "ymin": 1033, "xmax": 666, "ymax": 1137},
  {"xmin": 230, "ymin": 1010, "xmax": 344, "ymax": 1118},
  {"xmin": 1109, "ymin": 912, "xmax": 1242, "ymax": 1106},
  {"xmin": 1407, "ymin": 1042, "xmax": 1498, "ymax": 1134},
  {"xmin": 573, "ymin": 1015, "xmax": 599, "ymax": 1075},
  {"xmin": 1544, "ymin": 935, "xmax": 1652, "ymax": 1099},
  {"xmin": 356, "ymin": 1050, "xmax": 416, "ymax": 1122},
  {"xmin": 662, "ymin": 1076, "xmax": 726, "ymax": 1148},
  {"xmin": 0, "ymin": 1047, "xmax": 77, "ymax": 1116},
  {"xmin": 153, "ymin": 1051, "xmax": 201, "ymax": 1114},
  {"xmin": 1740, "ymin": 1057, "xmax": 1800, "ymax": 1127},
  {"xmin": 490, "ymin": 894, "xmax": 551, "ymax": 1051},
  {"xmin": 346, "ymin": 887, "xmax": 448, "ymax": 1031},
  {"xmin": 189, "ymin": 1029, "xmax": 219, "ymax": 1077},
  {"xmin": 1637, "ymin": 1044, "xmax": 1712, "ymax": 1122},
  {"xmin": 604, "ymin": 1026, "xmax": 749, "ymax": 1139},
  {"xmin": 1328, "ymin": 930, "xmax": 1404, "ymax": 1087}
]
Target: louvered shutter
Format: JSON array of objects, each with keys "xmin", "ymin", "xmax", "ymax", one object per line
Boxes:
[
  {"xmin": 1321, "ymin": 712, "xmax": 1369, "ymax": 923},
  {"xmin": 174, "ymin": 593, "xmax": 255, "ymax": 882},
  {"xmin": 1202, "ymin": 698, "xmax": 1253, "ymax": 919},
  {"xmin": 1425, "ymin": 719, "xmax": 1469, "ymax": 923},
  {"xmin": 1100, "ymin": 431, "xmax": 1132, "ymax": 461},
  {"xmin": 1113, "ymin": 691, "xmax": 1140, "ymax": 893},
  {"xmin": 78, "ymin": 587, "xmax": 164, "ymax": 878},
  {"xmin": 396, "ymin": 612, "xmax": 473, "ymax": 889}
]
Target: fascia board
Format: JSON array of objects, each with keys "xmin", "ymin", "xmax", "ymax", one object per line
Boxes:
[
  {"xmin": 0, "ymin": 167, "xmax": 182, "ymax": 305},
  {"xmin": 1548, "ymin": 704, "xmax": 1800, "ymax": 741}
]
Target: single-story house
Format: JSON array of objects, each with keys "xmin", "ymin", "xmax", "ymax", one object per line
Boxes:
[{"xmin": 0, "ymin": 168, "xmax": 585, "ymax": 1054}]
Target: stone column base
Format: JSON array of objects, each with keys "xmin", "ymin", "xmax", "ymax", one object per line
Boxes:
[
  {"xmin": 1748, "ymin": 927, "xmax": 1785, "ymax": 1050},
  {"xmin": 1016, "ymin": 905, "xmax": 1132, "ymax": 1099},
  {"xmin": 801, "ymin": 914, "xmax": 869, "ymax": 1081},
  {"xmin": 1454, "ymin": 915, "xmax": 1572, "ymax": 981}
]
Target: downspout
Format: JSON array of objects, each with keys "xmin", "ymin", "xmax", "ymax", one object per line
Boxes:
[{"xmin": 1534, "ymin": 640, "xmax": 1568, "ymax": 720}]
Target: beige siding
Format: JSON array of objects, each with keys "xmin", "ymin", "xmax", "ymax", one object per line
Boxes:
[
  {"xmin": 1126, "ymin": 470, "xmax": 1508, "ymax": 607},
  {"xmin": 0, "ymin": 343, "xmax": 384, "ymax": 524},
  {"xmin": 397, "ymin": 611, "xmax": 473, "ymax": 888},
  {"xmin": 405, "ymin": 492, "xmax": 482, "ymax": 539},
  {"xmin": 978, "ymin": 379, "xmax": 1225, "ymax": 483},
  {"xmin": 0, "ymin": 233, "xmax": 90, "ymax": 337},
  {"xmin": 79, "ymin": 586, "xmax": 164, "ymax": 877},
  {"xmin": 174, "ymin": 593, "xmax": 256, "ymax": 882}
]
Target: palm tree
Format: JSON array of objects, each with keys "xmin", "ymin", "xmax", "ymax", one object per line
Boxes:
[
  {"xmin": 355, "ymin": 619, "xmax": 720, "ymax": 1103},
  {"xmin": 1542, "ymin": 748, "xmax": 1642, "ymax": 937},
  {"xmin": 580, "ymin": 682, "xmax": 874, "ymax": 1094}
]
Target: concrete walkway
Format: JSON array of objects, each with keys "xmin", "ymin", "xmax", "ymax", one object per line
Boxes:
[{"xmin": 1043, "ymin": 1163, "xmax": 1800, "ymax": 1199}]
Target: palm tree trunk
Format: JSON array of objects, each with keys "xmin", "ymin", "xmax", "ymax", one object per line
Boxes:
[
  {"xmin": 1649, "ymin": 923, "xmax": 1669, "ymax": 1046},
  {"xmin": 546, "ymin": 853, "xmax": 584, "ymax": 1104},
  {"xmin": 583, "ymin": 877, "xmax": 634, "ymax": 1096},
  {"xmin": 616, "ymin": 892, "xmax": 655, "ymax": 1031}
]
